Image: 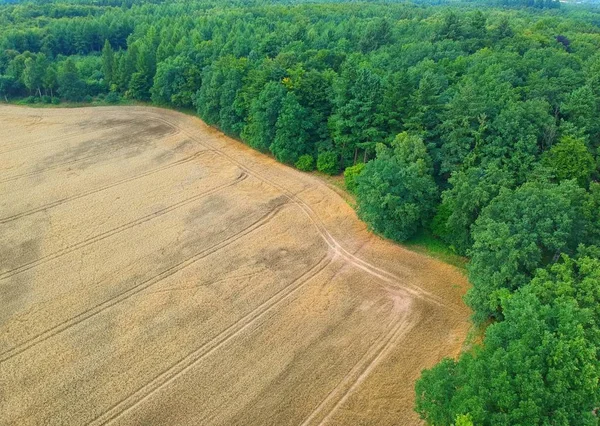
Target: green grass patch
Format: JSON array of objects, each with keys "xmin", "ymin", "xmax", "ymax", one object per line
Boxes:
[
  {"xmin": 313, "ymin": 171, "xmax": 467, "ymax": 271},
  {"xmin": 403, "ymin": 230, "xmax": 468, "ymax": 271}
]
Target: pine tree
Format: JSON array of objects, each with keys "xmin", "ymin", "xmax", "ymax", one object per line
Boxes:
[{"xmin": 101, "ymin": 40, "xmax": 115, "ymax": 89}]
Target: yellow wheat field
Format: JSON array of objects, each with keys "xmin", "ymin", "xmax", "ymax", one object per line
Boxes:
[{"xmin": 0, "ymin": 105, "xmax": 469, "ymax": 426}]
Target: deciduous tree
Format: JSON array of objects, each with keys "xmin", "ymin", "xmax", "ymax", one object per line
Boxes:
[{"xmin": 356, "ymin": 133, "xmax": 438, "ymax": 241}]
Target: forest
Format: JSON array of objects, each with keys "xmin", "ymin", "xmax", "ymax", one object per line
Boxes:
[{"xmin": 1, "ymin": 0, "xmax": 599, "ymax": 424}]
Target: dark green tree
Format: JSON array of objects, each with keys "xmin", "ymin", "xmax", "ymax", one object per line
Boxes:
[
  {"xmin": 434, "ymin": 164, "xmax": 514, "ymax": 255},
  {"xmin": 483, "ymin": 99, "xmax": 555, "ymax": 183},
  {"xmin": 151, "ymin": 55, "xmax": 201, "ymax": 108},
  {"xmin": 467, "ymin": 180, "xmax": 587, "ymax": 321},
  {"xmin": 405, "ymin": 67, "xmax": 447, "ymax": 148},
  {"xmin": 271, "ymin": 92, "xmax": 313, "ymax": 165},
  {"xmin": 583, "ymin": 183, "xmax": 600, "ymax": 246},
  {"xmin": 57, "ymin": 58, "xmax": 84, "ymax": 101},
  {"xmin": 330, "ymin": 65, "xmax": 385, "ymax": 168},
  {"xmin": 128, "ymin": 42, "xmax": 155, "ymax": 100},
  {"xmin": 218, "ymin": 57, "xmax": 248, "ymax": 137},
  {"xmin": 416, "ymin": 252, "xmax": 600, "ymax": 426},
  {"xmin": 241, "ymin": 81, "xmax": 286, "ymax": 152},
  {"xmin": 116, "ymin": 44, "xmax": 138, "ymax": 92},
  {"xmin": 0, "ymin": 74, "xmax": 18, "ymax": 101},
  {"xmin": 358, "ymin": 18, "xmax": 392, "ymax": 53},
  {"xmin": 195, "ymin": 56, "xmax": 248, "ymax": 136},
  {"xmin": 356, "ymin": 132, "xmax": 438, "ymax": 241}
]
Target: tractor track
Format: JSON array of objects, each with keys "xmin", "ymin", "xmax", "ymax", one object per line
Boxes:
[
  {"xmin": 0, "ymin": 171, "xmax": 246, "ymax": 280},
  {"xmin": 0, "ymin": 201, "xmax": 287, "ymax": 363},
  {"xmin": 0, "ymin": 149, "xmax": 211, "ymax": 224}
]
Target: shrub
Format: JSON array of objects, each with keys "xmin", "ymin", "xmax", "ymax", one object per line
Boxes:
[
  {"xmin": 105, "ymin": 92, "xmax": 120, "ymax": 104},
  {"xmin": 41, "ymin": 95, "xmax": 52, "ymax": 104},
  {"xmin": 343, "ymin": 163, "xmax": 365, "ymax": 193},
  {"xmin": 51, "ymin": 97, "xmax": 61, "ymax": 105},
  {"xmin": 317, "ymin": 151, "xmax": 339, "ymax": 175},
  {"xmin": 295, "ymin": 155, "xmax": 315, "ymax": 171}
]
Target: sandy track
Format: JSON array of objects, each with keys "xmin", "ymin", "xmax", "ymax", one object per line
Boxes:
[{"xmin": 0, "ymin": 105, "xmax": 469, "ymax": 425}]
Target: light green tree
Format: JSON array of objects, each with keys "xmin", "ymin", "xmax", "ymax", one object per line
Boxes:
[
  {"xmin": 22, "ymin": 54, "xmax": 47, "ymax": 97},
  {"xmin": 542, "ymin": 135, "xmax": 595, "ymax": 187},
  {"xmin": 101, "ymin": 39, "xmax": 115, "ymax": 89}
]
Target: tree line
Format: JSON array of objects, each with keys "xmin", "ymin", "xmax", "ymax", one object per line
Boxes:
[{"xmin": 1, "ymin": 0, "xmax": 599, "ymax": 423}]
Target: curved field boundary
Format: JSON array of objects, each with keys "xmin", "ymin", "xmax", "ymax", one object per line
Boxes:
[
  {"xmin": 156, "ymin": 116, "xmax": 459, "ymax": 312},
  {"xmin": 87, "ymin": 254, "xmax": 332, "ymax": 426},
  {"xmin": 0, "ymin": 172, "xmax": 247, "ymax": 281},
  {"xmin": 0, "ymin": 202, "xmax": 288, "ymax": 363},
  {"xmin": 0, "ymin": 149, "xmax": 212, "ymax": 224}
]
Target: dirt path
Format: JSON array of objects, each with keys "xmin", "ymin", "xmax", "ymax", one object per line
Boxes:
[{"xmin": 0, "ymin": 105, "xmax": 470, "ymax": 425}]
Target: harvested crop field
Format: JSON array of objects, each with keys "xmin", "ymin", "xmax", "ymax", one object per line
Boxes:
[{"xmin": 0, "ymin": 105, "xmax": 470, "ymax": 426}]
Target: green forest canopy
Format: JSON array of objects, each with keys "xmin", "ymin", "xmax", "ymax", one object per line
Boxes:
[{"xmin": 1, "ymin": 0, "xmax": 599, "ymax": 423}]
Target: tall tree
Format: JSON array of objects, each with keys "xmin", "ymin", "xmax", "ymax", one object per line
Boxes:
[
  {"xmin": 241, "ymin": 81, "xmax": 286, "ymax": 152},
  {"xmin": 151, "ymin": 55, "xmax": 201, "ymax": 108},
  {"xmin": 434, "ymin": 164, "xmax": 515, "ymax": 255},
  {"xmin": 330, "ymin": 65, "xmax": 384, "ymax": 168},
  {"xmin": 101, "ymin": 39, "xmax": 115, "ymax": 89},
  {"xmin": 22, "ymin": 53, "xmax": 47, "ymax": 97},
  {"xmin": 356, "ymin": 132, "xmax": 438, "ymax": 241},
  {"xmin": 43, "ymin": 64, "xmax": 57, "ymax": 97},
  {"xmin": 57, "ymin": 57, "xmax": 84, "ymax": 101},
  {"xmin": 195, "ymin": 55, "xmax": 248, "ymax": 135},
  {"xmin": 128, "ymin": 42, "xmax": 155, "ymax": 100},
  {"xmin": 116, "ymin": 44, "xmax": 138, "ymax": 93},
  {"xmin": 271, "ymin": 92, "xmax": 313, "ymax": 165},
  {"xmin": 0, "ymin": 74, "xmax": 17, "ymax": 101}
]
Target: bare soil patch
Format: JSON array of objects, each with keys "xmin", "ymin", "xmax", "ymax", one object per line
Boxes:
[{"xmin": 0, "ymin": 105, "xmax": 470, "ymax": 425}]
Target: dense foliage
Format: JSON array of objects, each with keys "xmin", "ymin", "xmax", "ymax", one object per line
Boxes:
[
  {"xmin": 1, "ymin": 0, "xmax": 599, "ymax": 423},
  {"xmin": 417, "ymin": 249, "xmax": 600, "ymax": 425},
  {"xmin": 356, "ymin": 133, "xmax": 438, "ymax": 241}
]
